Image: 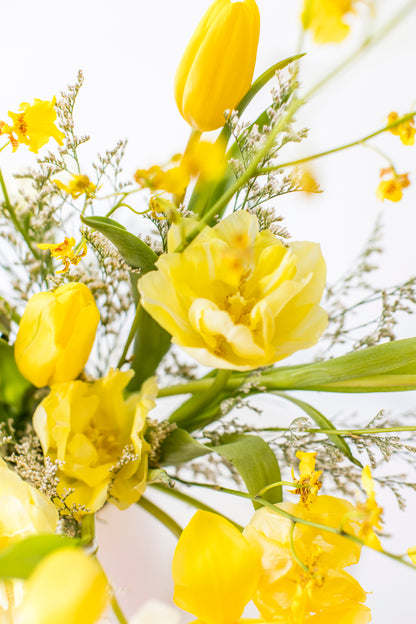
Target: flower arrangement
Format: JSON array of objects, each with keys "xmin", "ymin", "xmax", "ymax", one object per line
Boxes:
[{"xmin": 0, "ymin": 0, "xmax": 416, "ymax": 622}]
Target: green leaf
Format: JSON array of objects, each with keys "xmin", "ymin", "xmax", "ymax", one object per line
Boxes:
[
  {"xmin": 274, "ymin": 392, "xmax": 362, "ymax": 468},
  {"xmin": 81, "ymin": 215, "xmax": 157, "ymax": 273},
  {"xmin": 160, "ymin": 427, "xmax": 211, "ymax": 465},
  {"xmin": 0, "ymin": 339, "xmax": 31, "ymax": 417},
  {"xmin": 127, "ymin": 305, "xmax": 171, "ymax": 391},
  {"xmin": 0, "ymin": 535, "xmax": 82, "ymax": 580},
  {"xmin": 214, "ymin": 434, "xmax": 282, "ymax": 508},
  {"xmin": 260, "ymin": 338, "xmax": 416, "ymax": 391}
]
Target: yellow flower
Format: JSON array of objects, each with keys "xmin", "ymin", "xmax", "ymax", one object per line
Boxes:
[
  {"xmin": 387, "ymin": 111, "xmax": 416, "ymax": 146},
  {"xmin": 301, "ymin": 0, "xmax": 359, "ymax": 44},
  {"xmin": 19, "ymin": 548, "xmax": 108, "ymax": 624},
  {"xmin": 408, "ymin": 546, "xmax": 416, "ymax": 564},
  {"xmin": 37, "ymin": 236, "xmax": 88, "ymax": 274},
  {"xmin": 0, "ymin": 97, "xmax": 65, "ymax": 153},
  {"xmin": 174, "ymin": 0, "xmax": 260, "ymax": 131},
  {"xmin": 243, "ymin": 498, "xmax": 369, "ymax": 623},
  {"xmin": 348, "ymin": 466, "xmax": 383, "ymax": 550},
  {"xmin": 172, "ymin": 511, "xmax": 261, "ymax": 624},
  {"xmin": 181, "ymin": 139, "xmax": 226, "ymax": 182},
  {"xmin": 0, "ymin": 458, "xmax": 58, "ymax": 549},
  {"xmin": 376, "ymin": 168, "xmax": 410, "ymax": 202},
  {"xmin": 33, "ymin": 370, "xmax": 157, "ymax": 514},
  {"xmin": 54, "ymin": 174, "xmax": 96, "ymax": 198},
  {"xmin": 135, "ymin": 163, "xmax": 189, "ymax": 196},
  {"xmin": 14, "ymin": 283, "xmax": 100, "ymax": 388},
  {"xmin": 289, "ymin": 451, "xmax": 322, "ymax": 507},
  {"xmin": 138, "ymin": 211, "xmax": 328, "ymax": 371}
]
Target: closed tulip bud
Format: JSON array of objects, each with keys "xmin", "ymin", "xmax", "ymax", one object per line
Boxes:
[
  {"xmin": 174, "ymin": 0, "xmax": 260, "ymax": 132},
  {"xmin": 15, "ymin": 283, "xmax": 100, "ymax": 388}
]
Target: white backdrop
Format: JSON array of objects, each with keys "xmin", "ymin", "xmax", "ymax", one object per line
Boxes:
[{"xmin": 1, "ymin": 1, "xmax": 416, "ymax": 622}]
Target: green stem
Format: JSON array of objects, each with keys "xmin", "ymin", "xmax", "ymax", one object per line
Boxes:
[
  {"xmin": 110, "ymin": 593, "xmax": 129, "ymax": 624},
  {"xmin": 137, "ymin": 496, "xmax": 182, "ymax": 539},
  {"xmin": 170, "ymin": 476, "xmax": 416, "ymax": 571},
  {"xmin": 0, "ymin": 168, "xmax": 40, "ymax": 260},
  {"xmin": 116, "ymin": 302, "xmax": 142, "ymax": 369},
  {"xmin": 150, "ymin": 483, "xmax": 243, "ymax": 531},
  {"xmin": 256, "ymin": 111, "xmax": 416, "ymax": 175},
  {"xmin": 168, "ymin": 369, "xmax": 231, "ymax": 425},
  {"xmin": 257, "ymin": 426, "xmax": 416, "ymax": 435},
  {"xmin": 289, "ymin": 522, "xmax": 310, "ymax": 575},
  {"xmin": 257, "ymin": 481, "xmax": 297, "ymax": 497}
]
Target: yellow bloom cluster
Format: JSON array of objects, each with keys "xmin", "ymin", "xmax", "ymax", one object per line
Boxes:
[
  {"xmin": 0, "ymin": 97, "xmax": 64, "ymax": 153},
  {"xmin": 54, "ymin": 173, "xmax": 97, "ymax": 198},
  {"xmin": 139, "ymin": 211, "xmax": 328, "ymax": 371},
  {"xmin": 301, "ymin": 0, "xmax": 359, "ymax": 44},
  {"xmin": 33, "ymin": 370, "xmax": 156, "ymax": 514},
  {"xmin": 387, "ymin": 112, "xmax": 416, "ymax": 146}
]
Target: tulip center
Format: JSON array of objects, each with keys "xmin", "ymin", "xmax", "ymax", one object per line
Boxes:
[{"xmin": 84, "ymin": 425, "xmax": 123, "ymax": 464}]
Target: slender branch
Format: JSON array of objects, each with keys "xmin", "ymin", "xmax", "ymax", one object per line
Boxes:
[
  {"xmin": 289, "ymin": 522, "xmax": 310, "ymax": 575},
  {"xmin": 256, "ymin": 111, "xmax": 416, "ymax": 175},
  {"xmin": 150, "ymin": 483, "xmax": 243, "ymax": 531},
  {"xmin": 257, "ymin": 426, "xmax": 416, "ymax": 435},
  {"xmin": 137, "ymin": 496, "xmax": 182, "ymax": 539},
  {"xmin": 116, "ymin": 302, "xmax": 142, "ymax": 369},
  {"xmin": 110, "ymin": 593, "xmax": 129, "ymax": 624}
]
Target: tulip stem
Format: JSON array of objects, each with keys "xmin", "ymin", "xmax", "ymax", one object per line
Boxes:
[
  {"xmin": 137, "ymin": 495, "xmax": 182, "ymax": 539},
  {"xmin": 116, "ymin": 302, "xmax": 142, "ymax": 369},
  {"xmin": 170, "ymin": 475, "xmax": 416, "ymax": 572},
  {"xmin": 150, "ymin": 483, "xmax": 243, "ymax": 531},
  {"xmin": 255, "ymin": 111, "xmax": 416, "ymax": 175},
  {"xmin": 110, "ymin": 593, "xmax": 129, "ymax": 624},
  {"xmin": 0, "ymin": 168, "xmax": 41, "ymax": 260}
]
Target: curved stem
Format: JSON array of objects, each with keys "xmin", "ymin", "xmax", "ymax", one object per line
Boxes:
[
  {"xmin": 289, "ymin": 522, "xmax": 310, "ymax": 575},
  {"xmin": 137, "ymin": 495, "xmax": 182, "ymax": 539},
  {"xmin": 110, "ymin": 593, "xmax": 129, "ymax": 624},
  {"xmin": 116, "ymin": 302, "xmax": 142, "ymax": 369},
  {"xmin": 151, "ymin": 483, "xmax": 243, "ymax": 531},
  {"xmin": 256, "ymin": 111, "xmax": 416, "ymax": 175}
]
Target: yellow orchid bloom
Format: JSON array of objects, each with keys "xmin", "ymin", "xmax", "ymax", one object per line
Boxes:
[
  {"xmin": 353, "ymin": 466, "xmax": 383, "ymax": 550},
  {"xmin": 172, "ymin": 511, "xmax": 261, "ymax": 624},
  {"xmin": 37, "ymin": 236, "xmax": 87, "ymax": 274},
  {"xmin": 0, "ymin": 97, "xmax": 64, "ymax": 153},
  {"xmin": 301, "ymin": 0, "xmax": 360, "ymax": 44},
  {"xmin": 376, "ymin": 168, "xmax": 410, "ymax": 203},
  {"xmin": 290, "ymin": 451, "xmax": 323, "ymax": 507},
  {"xmin": 54, "ymin": 174, "xmax": 96, "ymax": 198},
  {"xmin": 387, "ymin": 112, "xmax": 416, "ymax": 146}
]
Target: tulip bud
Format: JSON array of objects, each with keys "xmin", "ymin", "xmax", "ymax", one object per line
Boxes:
[
  {"xmin": 174, "ymin": 0, "xmax": 260, "ymax": 132},
  {"xmin": 15, "ymin": 282, "xmax": 100, "ymax": 388}
]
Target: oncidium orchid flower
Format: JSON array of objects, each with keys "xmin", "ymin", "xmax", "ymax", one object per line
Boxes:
[
  {"xmin": 289, "ymin": 450, "xmax": 323, "ymax": 507},
  {"xmin": 387, "ymin": 112, "xmax": 416, "ymax": 146},
  {"xmin": 37, "ymin": 236, "xmax": 87, "ymax": 274},
  {"xmin": 0, "ymin": 97, "xmax": 64, "ymax": 153}
]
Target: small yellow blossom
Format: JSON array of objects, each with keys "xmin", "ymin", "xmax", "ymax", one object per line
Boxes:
[
  {"xmin": 351, "ymin": 466, "xmax": 383, "ymax": 550},
  {"xmin": 172, "ymin": 511, "xmax": 261, "ymax": 624},
  {"xmin": 182, "ymin": 140, "xmax": 226, "ymax": 182},
  {"xmin": 408, "ymin": 546, "xmax": 416, "ymax": 564},
  {"xmin": 33, "ymin": 370, "xmax": 157, "ymax": 514},
  {"xmin": 14, "ymin": 282, "xmax": 100, "ymax": 388},
  {"xmin": 292, "ymin": 167, "xmax": 321, "ymax": 194},
  {"xmin": 289, "ymin": 451, "xmax": 322, "ymax": 507},
  {"xmin": 0, "ymin": 97, "xmax": 64, "ymax": 153},
  {"xmin": 301, "ymin": 0, "xmax": 359, "ymax": 44},
  {"xmin": 175, "ymin": 0, "xmax": 260, "ymax": 131},
  {"xmin": 54, "ymin": 174, "xmax": 96, "ymax": 198},
  {"xmin": 19, "ymin": 548, "xmax": 108, "ymax": 624},
  {"xmin": 37, "ymin": 236, "xmax": 87, "ymax": 274},
  {"xmin": 135, "ymin": 163, "xmax": 189, "ymax": 196},
  {"xmin": 387, "ymin": 111, "xmax": 416, "ymax": 146},
  {"xmin": 139, "ymin": 210, "xmax": 328, "ymax": 371},
  {"xmin": 376, "ymin": 168, "xmax": 410, "ymax": 203}
]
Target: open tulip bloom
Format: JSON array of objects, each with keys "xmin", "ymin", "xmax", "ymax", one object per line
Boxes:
[{"xmin": 0, "ymin": 0, "xmax": 416, "ymax": 622}]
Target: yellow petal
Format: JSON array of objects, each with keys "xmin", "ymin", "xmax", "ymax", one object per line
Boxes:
[{"xmin": 172, "ymin": 511, "xmax": 261, "ymax": 624}]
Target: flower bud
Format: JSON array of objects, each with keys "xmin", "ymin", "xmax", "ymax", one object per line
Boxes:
[
  {"xmin": 174, "ymin": 0, "xmax": 260, "ymax": 132},
  {"xmin": 15, "ymin": 283, "xmax": 100, "ymax": 388}
]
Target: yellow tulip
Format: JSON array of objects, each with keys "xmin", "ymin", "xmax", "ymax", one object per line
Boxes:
[
  {"xmin": 174, "ymin": 0, "xmax": 260, "ymax": 131},
  {"xmin": 139, "ymin": 210, "xmax": 328, "ymax": 371},
  {"xmin": 19, "ymin": 548, "xmax": 108, "ymax": 624},
  {"xmin": 172, "ymin": 511, "xmax": 261, "ymax": 624},
  {"xmin": 14, "ymin": 282, "xmax": 100, "ymax": 388},
  {"xmin": 33, "ymin": 370, "xmax": 157, "ymax": 514}
]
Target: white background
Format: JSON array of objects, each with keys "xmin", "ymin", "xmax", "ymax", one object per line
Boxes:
[{"xmin": 1, "ymin": 0, "xmax": 416, "ymax": 622}]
